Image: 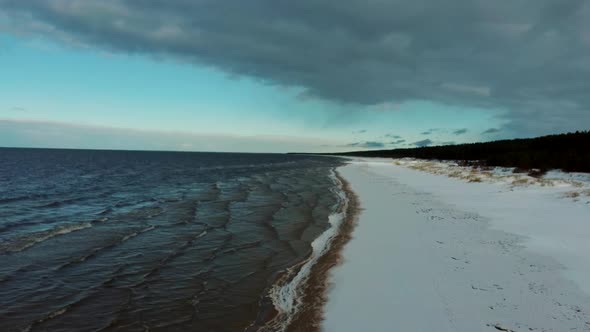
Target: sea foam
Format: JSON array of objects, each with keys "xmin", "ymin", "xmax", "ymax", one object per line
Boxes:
[{"xmin": 0, "ymin": 222, "xmax": 93, "ymax": 254}]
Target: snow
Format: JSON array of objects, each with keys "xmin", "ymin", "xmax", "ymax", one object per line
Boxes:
[{"xmin": 323, "ymin": 158, "xmax": 590, "ymax": 331}]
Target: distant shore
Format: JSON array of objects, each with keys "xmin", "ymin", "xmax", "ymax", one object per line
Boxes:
[
  {"xmin": 322, "ymin": 158, "xmax": 590, "ymax": 331},
  {"xmin": 293, "ymin": 130, "xmax": 590, "ymax": 173}
]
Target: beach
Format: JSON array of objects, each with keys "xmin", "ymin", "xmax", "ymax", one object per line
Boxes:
[{"xmin": 323, "ymin": 158, "xmax": 590, "ymax": 331}]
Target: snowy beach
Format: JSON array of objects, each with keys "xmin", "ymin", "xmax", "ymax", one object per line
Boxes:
[{"xmin": 324, "ymin": 158, "xmax": 590, "ymax": 331}]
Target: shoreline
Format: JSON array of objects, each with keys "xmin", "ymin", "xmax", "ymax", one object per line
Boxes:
[
  {"xmin": 284, "ymin": 171, "xmax": 359, "ymax": 332},
  {"xmin": 250, "ymin": 167, "xmax": 360, "ymax": 332},
  {"xmin": 323, "ymin": 158, "xmax": 590, "ymax": 331}
]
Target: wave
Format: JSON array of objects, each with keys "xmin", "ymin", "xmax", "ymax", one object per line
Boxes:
[
  {"xmin": 38, "ymin": 201, "xmax": 66, "ymax": 208},
  {"xmin": 20, "ymin": 289, "xmax": 100, "ymax": 332},
  {"xmin": 120, "ymin": 225, "xmax": 156, "ymax": 242},
  {"xmin": 21, "ymin": 306, "xmax": 69, "ymax": 332},
  {"xmin": 56, "ymin": 225, "xmax": 158, "ymax": 270},
  {"xmin": 0, "ymin": 219, "xmax": 61, "ymax": 234},
  {"xmin": 98, "ymin": 207, "xmax": 113, "ymax": 215},
  {"xmin": 258, "ymin": 168, "xmax": 349, "ymax": 332},
  {"xmin": 0, "ymin": 214, "xmax": 107, "ymax": 235},
  {"xmin": 135, "ymin": 229, "xmax": 210, "ymax": 283},
  {"xmin": 0, "ymin": 193, "xmax": 49, "ymax": 205},
  {"xmin": 195, "ymin": 160, "xmax": 300, "ymax": 173},
  {"xmin": 37, "ymin": 194, "xmax": 102, "ymax": 208},
  {"xmin": 0, "ymin": 222, "xmax": 93, "ymax": 255}
]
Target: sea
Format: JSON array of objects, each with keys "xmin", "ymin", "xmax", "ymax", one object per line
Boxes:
[{"xmin": 0, "ymin": 148, "xmax": 347, "ymax": 332}]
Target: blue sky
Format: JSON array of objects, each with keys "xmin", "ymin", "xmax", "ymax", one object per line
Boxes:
[{"xmin": 0, "ymin": 34, "xmax": 509, "ymax": 152}]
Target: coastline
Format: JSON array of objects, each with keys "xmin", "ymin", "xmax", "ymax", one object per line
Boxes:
[
  {"xmin": 251, "ymin": 167, "xmax": 360, "ymax": 332},
  {"xmin": 323, "ymin": 158, "xmax": 590, "ymax": 331},
  {"xmin": 284, "ymin": 171, "xmax": 359, "ymax": 332}
]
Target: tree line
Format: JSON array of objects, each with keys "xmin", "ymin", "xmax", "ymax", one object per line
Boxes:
[{"xmin": 331, "ymin": 131, "xmax": 590, "ymax": 173}]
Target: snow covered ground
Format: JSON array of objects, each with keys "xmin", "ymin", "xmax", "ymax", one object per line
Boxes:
[{"xmin": 323, "ymin": 158, "xmax": 590, "ymax": 331}]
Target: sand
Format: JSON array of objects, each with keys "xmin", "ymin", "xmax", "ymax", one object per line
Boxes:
[{"xmin": 323, "ymin": 158, "xmax": 590, "ymax": 331}]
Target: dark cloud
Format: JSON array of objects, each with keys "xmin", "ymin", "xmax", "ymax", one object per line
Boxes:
[
  {"xmin": 1, "ymin": 0, "xmax": 590, "ymax": 134},
  {"xmin": 421, "ymin": 128, "xmax": 441, "ymax": 135},
  {"xmin": 413, "ymin": 139, "xmax": 433, "ymax": 147},
  {"xmin": 346, "ymin": 141, "xmax": 385, "ymax": 149},
  {"xmin": 353, "ymin": 129, "xmax": 367, "ymax": 134},
  {"xmin": 385, "ymin": 134, "xmax": 402, "ymax": 139},
  {"xmin": 482, "ymin": 128, "xmax": 501, "ymax": 134},
  {"xmin": 390, "ymin": 139, "xmax": 406, "ymax": 144},
  {"xmin": 452, "ymin": 128, "xmax": 468, "ymax": 135}
]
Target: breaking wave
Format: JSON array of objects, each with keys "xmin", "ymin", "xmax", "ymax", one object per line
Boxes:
[{"xmin": 0, "ymin": 222, "xmax": 93, "ymax": 255}]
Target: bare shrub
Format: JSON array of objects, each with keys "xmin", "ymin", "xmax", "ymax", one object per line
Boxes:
[{"xmin": 528, "ymin": 168, "xmax": 547, "ymax": 178}]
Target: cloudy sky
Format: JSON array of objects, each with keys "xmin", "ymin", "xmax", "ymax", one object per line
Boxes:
[{"xmin": 1, "ymin": 0, "xmax": 589, "ymax": 152}]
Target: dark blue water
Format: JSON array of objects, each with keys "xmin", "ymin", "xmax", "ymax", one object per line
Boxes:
[{"xmin": 0, "ymin": 148, "xmax": 342, "ymax": 332}]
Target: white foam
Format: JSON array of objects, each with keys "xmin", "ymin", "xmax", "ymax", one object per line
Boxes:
[{"xmin": 0, "ymin": 222, "xmax": 93, "ymax": 254}]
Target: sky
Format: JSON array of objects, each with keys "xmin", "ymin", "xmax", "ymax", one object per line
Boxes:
[{"xmin": 1, "ymin": 0, "xmax": 589, "ymax": 153}]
